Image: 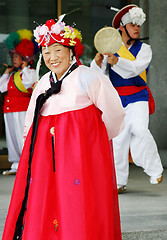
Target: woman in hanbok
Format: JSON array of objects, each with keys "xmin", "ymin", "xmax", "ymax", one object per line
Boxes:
[
  {"xmin": 2, "ymin": 19, "xmax": 125, "ymax": 240},
  {"xmin": 0, "ymin": 29, "xmax": 38, "ymax": 175}
]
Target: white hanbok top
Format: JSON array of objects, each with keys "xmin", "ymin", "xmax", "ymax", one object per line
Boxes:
[
  {"xmin": 90, "ymin": 42, "xmax": 152, "ymax": 78},
  {"xmin": 24, "ymin": 64, "xmax": 125, "ymax": 140}
]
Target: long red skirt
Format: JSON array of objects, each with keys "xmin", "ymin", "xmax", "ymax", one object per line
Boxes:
[{"xmin": 2, "ymin": 105, "xmax": 122, "ymax": 240}]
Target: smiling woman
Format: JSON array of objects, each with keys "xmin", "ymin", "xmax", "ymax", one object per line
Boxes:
[
  {"xmin": 42, "ymin": 43, "xmax": 71, "ymax": 80},
  {"xmin": 2, "ymin": 18, "xmax": 125, "ymax": 240}
]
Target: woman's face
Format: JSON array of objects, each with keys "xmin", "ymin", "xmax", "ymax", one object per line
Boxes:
[
  {"xmin": 42, "ymin": 43, "xmax": 71, "ymax": 80},
  {"xmin": 12, "ymin": 53, "xmax": 23, "ymax": 68}
]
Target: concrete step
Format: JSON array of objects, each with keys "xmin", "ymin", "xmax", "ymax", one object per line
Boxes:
[{"xmin": 122, "ymin": 229, "xmax": 167, "ymax": 240}]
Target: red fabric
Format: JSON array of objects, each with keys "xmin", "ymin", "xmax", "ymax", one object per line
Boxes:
[
  {"xmin": 74, "ymin": 38, "xmax": 85, "ymax": 58},
  {"xmin": 3, "ymin": 95, "xmax": 31, "ymax": 113},
  {"xmin": 115, "ymin": 85, "xmax": 155, "ymax": 115},
  {"xmin": 3, "ymin": 74, "xmax": 32, "ymax": 113},
  {"xmin": 39, "ymin": 32, "xmax": 72, "ymax": 47},
  {"xmin": 146, "ymin": 86, "xmax": 155, "ymax": 115},
  {"xmin": 115, "ymin": 85, "xmax": 146, "ymax": 96},
  {"xmin": 2, "ymin": 105, "xmax": 122, "ymax": 240},
  {"xmin": 75, "ymin": 55, "xmax": 83, "ymax": 65}
]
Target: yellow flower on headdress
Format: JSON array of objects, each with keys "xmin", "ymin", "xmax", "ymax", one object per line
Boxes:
[
  {"xmin": 63, "ymin": 25, "xmax": 76, "ymax": 45},
  {"xmin": 73, "ymin": 28, "xmax": 82, "ymax": 42},
  {"xmin": 69, "ymin": 40, "xmax": 76, "ymax": 46},
  {"xmin": 71, "ymin": 31, "xmax": 76, "ymax": 40},
  {"xmin": 63, "ymin": 26, "xmax": 72, "ymax": 38}
]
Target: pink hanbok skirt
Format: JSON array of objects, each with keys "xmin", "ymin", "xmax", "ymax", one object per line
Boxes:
[{"xmin": 2, "ymin": 105, "xmax": 122, "ymax": 240}]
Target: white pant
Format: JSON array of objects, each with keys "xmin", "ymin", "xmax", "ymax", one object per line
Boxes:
[
  {"xmin": 4, "ymin": 111, "xmax": 26, "ymax": 166},
  {"xmin": 113, "ymin": 101, "xmax": 163, "ymax": 186}
]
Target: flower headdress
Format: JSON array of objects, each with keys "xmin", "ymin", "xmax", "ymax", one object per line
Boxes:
[
  {"xmin": 34, "ymin": 19, "xmax": 79, "ymax": 48},
  {"xmin": 34, "ymin": 18, "xmax": 84, "ymax": 69},
  {"xmin": 5, "ymin": 29, "xmax": 38, "ymax": 62},
  {"xmin": 34, "ymin": 18, "xmax": 84, "ymax": 80}
]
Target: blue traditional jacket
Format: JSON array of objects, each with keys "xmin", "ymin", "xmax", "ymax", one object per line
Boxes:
[{"xmin": 108, "ymin": 41, "xmax": 149, "ymax": 107}]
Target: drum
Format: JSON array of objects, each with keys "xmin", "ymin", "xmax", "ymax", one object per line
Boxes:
[{"xmin": 94, "ymin": 27, "xmax": 122, "ymax": 54}]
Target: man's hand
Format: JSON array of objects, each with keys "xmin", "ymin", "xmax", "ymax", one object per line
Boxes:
[
  {"xmin": 95, "ymin": 52, "xmax": 104, "ymax": 67},
  {"xmin": 104, "ymin": 53, "xmax": 118, "ymax": 66}
]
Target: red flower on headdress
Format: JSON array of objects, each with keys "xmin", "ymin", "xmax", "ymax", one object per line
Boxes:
[{"xmin": 45, "ymin": 19, "xmax": 56, "ymax": 30}]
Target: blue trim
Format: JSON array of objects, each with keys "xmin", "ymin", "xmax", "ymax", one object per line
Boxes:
[
  {"xmin": 109, "ymin": 69, "xmax": 147, "ymax": 87},
  {"xmin": 120, "ymin": 89, "xmax": 149, "ymax": 107}
]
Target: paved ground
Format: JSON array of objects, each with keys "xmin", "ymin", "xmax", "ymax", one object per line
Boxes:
[
  {"xmin": 0, "ymin": 164, "xmax": 166, "ymax": 239},
  {"xmin": 119, "ymin": 164, "xmax": 167, "ymax": 239}
]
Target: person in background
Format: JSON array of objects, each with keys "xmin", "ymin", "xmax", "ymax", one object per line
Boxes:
[
  {"xmin": 90, "ymin": 4, "xmax": 163, "ymax": 193},
  {"xmin": 2, "ymin": 19, "xmax": 125, "ymax": 240},
  {"xmin": 0, "ymin": 29, "xmax": 38, "ymax": 175}
]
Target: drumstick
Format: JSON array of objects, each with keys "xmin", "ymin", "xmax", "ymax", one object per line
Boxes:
[{"xmin": 3, "ymin": 64, "xmax": 14, "ymax": 68}]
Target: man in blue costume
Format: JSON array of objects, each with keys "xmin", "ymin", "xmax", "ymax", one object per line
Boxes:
[{"xmin": 91, "ymin": 4, "xmax": 163, "ymax": 193}]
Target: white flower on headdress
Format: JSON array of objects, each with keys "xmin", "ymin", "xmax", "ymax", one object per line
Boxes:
[
  {"xmin": 33, "ymin": 25, "xmax": 49, "ymax": 42},
  {"xmin": 129, "ymin": 7, "xmax": 146, "ymax": 26},
  {"xmin": 40, "ymin": 25, "xmax": 49, "ymax": 35},
  {"xmin": 33, "ymin": 26, "xmax": 41, "ymax": 41},
  {"xmin": 60, "ymin": 22, "xmax": 65, "ymax": 28},
  {"xmin": 51, "ymin": 22, "xmax": 64, "ymax": 34}
]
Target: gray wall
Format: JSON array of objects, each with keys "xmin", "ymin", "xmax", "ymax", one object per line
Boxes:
[
  {"xmin": 140, "ymin": 0, "xmax": 167, "ymax": 165},
  {"xmin": 148, "ymin": 0, "xmax": 167, "ymax": 166},
  {"xmin": 148, "ymin": 0, "xmax": 167, "ymax": 149},
  {"xmin": 129, "ymin": 0, "xmax": 167, "ymax": 166}
]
